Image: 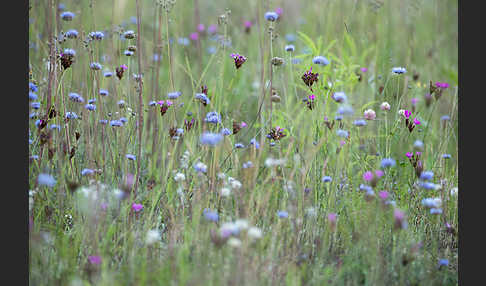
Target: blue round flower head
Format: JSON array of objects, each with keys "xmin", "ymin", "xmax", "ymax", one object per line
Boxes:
[
  {"xmin": 81, "ymin": 168, "xmax": 95, "ymax": 176},
  {"xmin": 336, "ymin": 129, "xmax": 349, "ymax": 138},
  {"xmin": 285, "ymin": 33, "xmax": 296, "ymax": 42},
  {"xmin": 120, "ymin": 117, "xmax": 128, "ymax": 123},
  {"xmin": 85, "ymin": 104, "xmax": 96, "ymax": 111},
  {"xmin": 337, "ymin": 105, "xmax": 354, "ymax": 116},
  {"xmin": 65, "ymin": 112, "xmax": 78, "ymax": 119},
  {"xmin": 89, "ymin": 31, "xmax": 104, "ymax": 40},
  {"xmin": 442, "ymin": 154, "xmax": 451, "ymax": 159},
  {"xmin": 420, "ymin": 181, "xmax": 437, "ymax": 190},
  {"xmin": 99, "ymin": 119, "xmax": 108, "ymax": 125},
  {"xmin": 60, "ymin": 11, "xmax": 75, "ymax": 21},
  {"xmin": 195, "ymin": 93, "xmax": 210, "ymax": 105},
  {"xmin": 285, "ymin": 45, "xmax": 295, "ymax": 52},
  {"xmin": 205, "ymin": 111, "xmax": 221, "ymax": 124},
  {"xmin": 29, "ymin": 82, "xmax": 38, "ymax": 92},
  {"xmin": 235, "ymin": 143, "xmax": 245, "ymax": 149},
  {"xmin": 99, "ymin": 89, "xmax": 109, "ymax": 96},
  {"xmin": 178, "ymin": 37, "xmax": 190, "ymax": 46},
  {"xmin": 333, "ymin": 92, "xmax": 347, "ymax": 103},
  {"xmin": 250, "ymin": 138, "xmax": 260, "ymax": 149},
  {"xmin": 392, "ymin": 67, "xmax": 407, "ymax": 74},
  {"xmin": 242, "ymin": 161, "xmax": 253, "ymax": 169},
  {"xmin": 31, "ymin": 102, "xmax": 41, "ymax": 109},
  {"xmin": 430, "ymin": 208, "xmax": 443, "ymax": 215},
  {"xmin": 221, "ymin": 128, "xmax": 232, "ymax": 136},
  {"xmin": 200, "ymin": 132, "xmax": 223, "ymax": 146},
  {"xmin": 90, "ymin": 62, "xmax": 102, "ymax": 70},
  {"xmin": 29, "ymin": 92, "xmax": 38, "ymax": 101},
  {"xmin": 440, "ymin": 115, "xmax": 451, "ymax": 121},
  {"xmin": 277, "ymin": 211, "xmax": 289, "ymax": 218},
  {"xmin": 104, "ymin": 71, "xmax": 113, "ymax": 78},
  {"xmin": 381, "ymin": 158, "xmax": 396, "ymax": 168},
  {"xmin": 413, "ymin": 140, "xmax": 424, "ymax": 151},
  {"xmin": 203, "ymin": 209, "xmax": 219, "ymax": 222},
  {"xmin": 65, "ymin": 29, "xmax": 78, "ymax": 39},
  {"xmin": 322, "ymin": 176, "xmax": 332, "ymax": 183},
  {"xmin": 264, "ymin": 11, "xmax": 279, "ymax": 21},
  {"xmin": 313, "ymin": 56, "xmax": 330, "ymax": 66},
  {"xmin": 353, "ymin": 119, "xmax": 367, "ymax": 127},
  {"xmin": 168, "ymin": 91, "xmax": 182, "ymax": 99},
  {"xmin": 88, "ymin": 98, "xmax": 97, "ymax": 104},
  {"xmin": 359, "ymin": 184, "xmax": 373, "ymax": 192},
  {"xmin": 69, "ymin": 92, "xmax": 83, "ymax": 103},
  {"xmin": 438, "ymin": 259, "xmax": 449, "ymax": 267},
  {"xmin": 126, "ymin": 154, "xmax": 136, "ymax": 161},
  {"xmin": 110, "ymin": 120, "xmax": 123, "ymax": 127},
  {"xmin": 38, "ymin": 174, "xmax": 56, "ymax": 187},
  {"xmin": 124, "ymin": 50, "xmax": 134, "ymax": 56},
  {"xmin": 419, "ymin": 171, "xmax": 434, "ymax": 181}
]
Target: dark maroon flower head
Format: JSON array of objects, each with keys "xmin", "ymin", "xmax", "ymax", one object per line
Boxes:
[
  {"xmin": 267, "ymin": 126, "xmax": 286, "ymax": 141},
  {"xmin": 116, "ymin": 64, "xmax": 128, "ymax": 80},
  {"xmin": 302, "ymin": 67, "xmax": 319, "ymax": 91},
  {"xmin": 230, "ymin": 53, "xmax": 247, "ymax": 69}
]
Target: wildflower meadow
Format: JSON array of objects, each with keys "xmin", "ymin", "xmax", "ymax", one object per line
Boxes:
[{"xmin": 29, "ymin": 0, "xmax": 458, "ymax": 285}]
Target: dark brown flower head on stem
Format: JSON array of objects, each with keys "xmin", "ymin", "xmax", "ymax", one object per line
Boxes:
[
  {"xmin": 267, "ymin": 126, "xmax": 286, "ymax": 141},
  {"xmin": 230, "ymin": 53, "xmax": 247, "ymax": 69},
  {"xmin": 116, "ymin": 64, "xmax": 128, "ymax": 80},
  {"xmin": 302, "ymin": 67, "xmax": 319, "ymax": 91}
]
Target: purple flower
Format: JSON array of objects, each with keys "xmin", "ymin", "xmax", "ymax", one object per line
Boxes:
[
  {"xmin": 200, "ymin": 132, "xmax": 223, "ymax": 146},
  {"xmin": 132, "ymin": 203, "xmax": 143, "ymax": 212},
  {"xmin": 203, "ymin": 208, "xmax": 219, "ymax": 222},
  {"xmin": 60, "ymin": 11, "xmax": 75, "ymax": 21},
  {"xmin": 363, "ymin": 171, "xmax": 373, "ymax": 182},
  {"xmin": 403, "ymin": 110, "xmax": 412, "ymax": 119},
  {"xmin": 360, "ymin": 67, "xmax": 368, "ymax": 73},
  {"xmin": 38, "ymin": 174, "xmax": 56, "ymax": 187},
  {"xmin": 277, "ymin": 211, "xmax": 289, "ymax": 218},
  {"xmin": 81, "ymin": 168, "xmax": 95, "ymax": 176},
  {"xmin": 190, "ymin": 32, "xmax": 199, "ymax": 41},
  {"xmin": 88, "ymin": 255, "xmax": 102, "ymax": 265}
]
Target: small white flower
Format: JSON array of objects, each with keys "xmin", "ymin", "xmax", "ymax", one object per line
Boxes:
[
  {"xmin": 221, "ymin": 187, "xmax": 231, "ymax": 197},
  {"xmin": 363, "ymin": 109, "xmax": 376, "ymax": 120},
  {"xmin": 217, "ymin": 172, "xmax": 226, "ymax": 180},
  {"xmin": 145, "ymin": 229, "xmax": 161, "ymax": 245},
  {"xmin": 227, "ymin": 237, "xmax": 242, "ymax": 248},
  {"xmin": 235, "ymin": 219, "xmax": 249, "ymax": 230},
  {"xmin": 174, "ymin": 172, "xmax": 186, "ymax": 182},
  {"xmin": 380, "ymin": 102, "xmax": 391, "ymax": 111},
  {"xmin": 230, "ymin": 179, "xmax": 242, "ymax": 190},
  {"xmin": 450, "ymin": 187, "xmax": 458, "ymax": 196},
  {"xmin": 264, "ymin": 158, "xmax": 287, "ymax": 167},
  {"xmin": 398, "ymin": 109, "xmax": 405, "ymax": 116},
  {"xmin": 247, "ymin": 227, "xmax": 262, "ymax": 239}
]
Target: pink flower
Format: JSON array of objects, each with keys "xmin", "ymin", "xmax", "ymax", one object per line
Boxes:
[
  {"xmin": 411, "ymin": 98, "xmax": 418, "ymax": 105},
  {"xmin": 309, "ymin": 94, "xmax": 316, "ymax": 101},
  {"xmin": 197, "ymin": 24, "xmax": 205, "ymax": 33},
  {"xmin": 413, "ymin": 118, "xmax": 421, "ymax": 125},
  {"xmin": 379, "ymin": 191, "xmax": 389, "ymax": 200},
  {"xmin": 360, "ymin": 67, "xmax": 368, "ymax": 73},
  {"xmin": 327, "ymin": 213, "xmax": 337, "ymax": 223},
  {"xmin": 240, "ymin": 121, "xmax": 247, "ymax": 128},
  {"xmin": 275, "ymin": 7, "xmax": 283, "ymax": 16},
  {"xmin": 406, "ymin": 152, "xmax": 413, "ymax": 159},
  {"xmin": 88, "ymin": 255, "xmax": 102, "ymax": 265},
  {"xmin": 374, "ymin": 170, "xmax": 384, "ymax": 178},
  {"xmin": 190, "ymin": 32, "xmax": 199, "ymax": 41},
  {"xmin": 132, "ymin": 203, "xmax": 143, "ymax": 212},
  {"xmin": 415, "ymin": 151, "xmax": 422, "ymax": 156},
  {"xmin": 166, "ymin": 100, "xmax": 173, "ymax": 106},
  {"xmin": 120, "ymin": 64, "xmax": 128, "ymax": 70},
  {"xmin": 404, "ymin": 110, "xmax": 412, "ymax": 119},
  {"xmin": 339, "ymin": 140, "xmax": 346, "ymax": 147},
  {"xmin": 364, "ymin": 109, "xmax": 376, "ymax": 120},
  {"xmin": 380, "ymin": 102, "xmax": 391, "ymax": 111},
  {"xmin": 363, "ymin": 171, "xmax": 373, "ymax": 182},
  {"xmin": 244, "ymin": 21, "xmax": 252, "ymax": 28},
  {"xmin": 100, "ymin": 202, "xmax": 108, "ymax": 210},
  {"xmin": 208, "ymin": 24, "xmax": 217, "ymax": 34}
]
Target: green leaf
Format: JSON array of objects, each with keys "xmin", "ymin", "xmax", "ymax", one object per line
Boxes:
[{"xmin": 297, "ymin": 31, "xmax": 318, "ymax": 55}]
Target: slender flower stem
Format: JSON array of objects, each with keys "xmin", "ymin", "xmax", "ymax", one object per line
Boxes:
[{"xmin": 134, "ymin": 0, "xmax": 144, "ymax": 194}]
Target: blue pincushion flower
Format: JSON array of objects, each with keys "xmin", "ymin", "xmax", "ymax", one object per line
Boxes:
[
  {"xmin": 322, "ymin": 176, "xmax": 332, "ymax": 183},
  {"xmin": 99, "ymin": 89, "xmax": 109, "ymax": 96},
  {"xmin": 332, "ymin": 92, "xmax": 347, "ymax": 103},
  {"xmin": 312, "ymin": 56, "xmax": 330, "ymax": 66},
  {"xmin": 65, "ymin": 112, "xmax": 78, "ymax": 119},
  {"xmin": 205, "ymin": 111, "xmax": 221, "ymax": 124},
  {"xmin": 336, "ymin": 129, "xmax": 349, "ymax": 138},
  {"xmin": 264, "ymin": 12, "xmax": 279, "ymax": 21},
  {"xmin": 110, "ymin": 120, "xmax": 123, "ymax": 127},
  {"xmin": 200, "ymin": 132, "xmax": 223, "ymax": 146},
  {"xmin": 203, "ymin": 209, "xmax": 219, "ymax": 222},
  {"xmin": 69, "ymin": 92, "xmax": 84, "ymax": 103},
  {"xmin": 438, "ymin": 259, "xmax": 449, "ymax": 267},
  {"xmin": 235, "ymin": 143, "xmax": 245, "ymax": 149},
  {"xmin": 31, "ymin": 102, "xmax": 41, "ymax": 109},
  {"xmin": 60, "ymin": 11, "xmax": 75, "ymax": 21},
  {"xmin": 277, "ymin": 211, "xmax": 289, "ymax": 218},
  {"xmin": 392, "ymin": 67, "xmax": 407, "ymax": 74},
  {"xmin": 104, "ymin": 71, "xmax": 113, "ymax": 77},
  {"xmin": 89, "ymin": 31, "xmax": 104, "ymax": 40},
  {"xmin": 353, "ymin": 119, "xmax": 367, "ymax": 127},
  {"xmin": 29, "ymin": 82, "xmax": 38, "ymax": 92},
  {"xmin": 168, "ymin": 91, "xmax": 182, "ymax": 99},
  {"xmin": 380, "ymin": 158, "xmax": 396, "ymax": 168},
  {"xmin": 29, "ymin": 92, "xmax": 38, "ymax": 101},
  {"xmin": 419, "ymin": 171, "xmax": 434, "ymax": 181},
  {"xmin": 126, "ymin": 154, "xmax": 136, "ymax": 161},
  {"xmin": 38, "ymin": 174, "xmax": 56, "ymax": 187},
  {"xmin": 221, "ymin": 128, "xmax": 232, "ymax": 136},
  {"xmin": 195, "ymin": 93, "xmax": 210, "ymax": 105},
  {"xmin": 250, "ymin": 138, "xmax": 260, "ymax": 149},
  {"xmin": 442, "ymin": 154, "xmax": 451, "ymax": 159},
  {"xmin": 81, "ymin": 169, "xmax": 95, "ymax": 176},
  {"xmin": 85, "ymin": 104, "xmax": 96, "ymax": 111},
  {"xmin": 337, "ymin": 105, "xmax": 354, "ymax": 116},
  {"xmin": 65, "ymin": 29, "xmax": 78, "ymax": 39},
  {"xmin": 90, "ymin": 62, "xmax": 102, "ymax": 70},
  {"xmin": 285, "ymin": 45, "xmax": 295, "ymax": 52}
]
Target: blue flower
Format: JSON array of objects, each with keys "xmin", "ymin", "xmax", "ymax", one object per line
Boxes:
[
  {"xmin": 104, "ymin": 71, "xmax": 113, "ymax": 77},
  {"xmin": 359, "ymin": 184, "xmax": 373, "ymax": 192},
  {"xmin": 195, "ymin": 93, "xmax": 210, "ymax": 105},
  {"xmin": 203, "ymin": 209, "xmax": 219, "ymax": 222},
  {"xmin": 38, "ymin": 174, "xmax": 56, "ymax": 187},
  {"xmin": 29, "ymin": 92, "xmax": 38, "ymax": 101},
  {"xmin": 430, "ymin": 208, "xmax": 442, "ymax": 215},
  {"xmin": 335, "ymin": 115, "xmax": 343, "ymax": 121},
  {"xmin": 60, "ymin": 11, "xmax": 75, "ymax": 21},
  {"xmin": 168, "ymin": 91, "xmax": 182, "ymax": 99},
  {"xmin": 442, "ymin": 154, "xmax": 451, "ymax": 159},
  {"xmin": 337, "ymin": 105, "xmax": 354, "ymax": 116},
  {"xmin": 110, "ymin": 120, "xmax": 123, "ymax": 127},
  {"xmin": 440, "ymin": 115, "xmax": 450, "ymax": 121},
  {"xmin": 250, "ymin": 138, "xmax": 260, "ymax": 149},
  {"xmin": 99, "ymin": 89, "xmax": 109, "ymax": 96},
  {"xmin": 353, "ymin": 119, "xmax": 367, "ymax": 127},
  {"xmin": 242, "ymin": 161, "xmax": 253, "ymax": 169},
  {"xmin": 88, "ymin": 98, "xmax": 97, "ymax": 104},
  {"xmin": 332, "ymin": 92, "xmax": 347, "ymax": 103},
  {"xmin": 413, "ymin": 140, "xmax": 424, "ymax": 150},
  {"xmin": 85, "ymin": 104, "xmax": 96, "ymax": 111},
  {"xmin": 285, "ymin": 34, "xmax": 296, "ymax": 42},
  {"xmin": 117, "ymin": 100, "xmax": 126, "ymax": 107},
  {"xmin": 235, "ymin": 143, "xmax": 245, "ymax": 149},
  {"xmin": 120, "ymin": 117, "xmax": 128, "ymax": 123},
  {"xmin": 205, "ymin": 111, "xmax": 221, "ymax": 124},
  {"xmin": 50, "ymin": 124, "xmax": 61, "ymax": 131},
  {"xmin": 69, "ymin": 92, "xmax": 84, "ymax": 103},
  {"xmin": 285, "ymin": 45, "xmax": 295, "ymax": 52},
  {"xmin": 312, "ymin": 56, "xmax": 330, "ymax": 66},
  {"xmin": 336, "ymin": 129, "xmax": 349, "ymax": 138},
  {"xmin": 178, "ymin": 37, "xmax": 190, "ymax": 46},
  {"xmin": 193, "ymin": 162, "xmax": 208, "ymax": 173},
  {"xmin": 124, "ymin": 50, "xmax": 134, "ymax": 56},
  {"xmin": 149, "ymin": 101, "xmax": 157, "ymax": 106},
  {"xmin": 31, "ymin": 102, "xmax": 41, "ymax": 109},
  {"xmin": 89, "ymin": 31, "xmax": 104, "ymax": 40},
  {"xmin": 81, "ymin": 169, "xmax": 95, "ymax": 176},
  {"xmin": 65, "ymin": 29, "xmax": 78, "ymax": 39},
  {"xmin": 126, "ymin": 154, "xmax": 136, "ymax": 161},
  {"xmin": 380, "ymin": 158, "xmax": 396, "ymax": 168},
  {"xmin": 65, "ymin": 112, "xmax": 78, "ymax": 119},
  {"xmin": 221, "ymin": 128, "xmax": 232, "ymax": 136},
  {"xmin": 419, "ymin": 171, "xmax": 434, "ymax": 181},
  {"xmin": 99, "ymin": 119, "xmax": 108, "ymax": 125},
  {"xmin": 200, "ymin": 132, "xmax": 223, "ymax": 146},
  {"xmin": 63, "ymin": 48, "xmax": 76, "ymax": 56},
  {"xmin": 90, "ymin": 62, "xmax": 102, "ymax": 70},
  {"xmin": 29, "ymin": 82, "xmax": 38, "ymax": 92},
  {"xmin": 322, "ymin": 176, "xmax": 332, "ymax": 183},
  {"xmin": 392, "ymin": 67, "xmax": 406, "ymax": 74},
  {"xmin": 420, "ymin": 181, "xmax": 438, "ymax": 190},
  {"xmin": 277, "ymin": 211, "xmax": 289, "ymax": 218},
  {"xmin": 264, "ymin": 12, "xmax": 279, "ymax": 21},
  {"xmin": 438, "ymin": 259, "xmax": 449, "ymax": 267}
]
